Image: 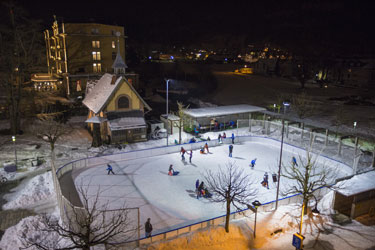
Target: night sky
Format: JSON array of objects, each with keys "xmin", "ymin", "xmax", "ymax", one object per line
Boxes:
[{"xmin": 16, "ymin": 0, "xmax": 375, "ymax": 53}]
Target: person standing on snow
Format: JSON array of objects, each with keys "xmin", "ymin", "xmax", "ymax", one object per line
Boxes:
[
  {"xmin": 145, "ymin": 218, "xmax": 153, "ymax": 237},
  {"xmin": 231, "ymin": 133, "xmax": 235, "ymax": 144},
  {"xmin": 180, "ymin": 147, "xmax": 186, "ymax": 160},
  {"xmin": 106, "ymin": 164, "xmax": 115, "ymax": 175},
  {"xmin": 229, "ymin": 144, "xmax": 233, "ymax": 157}
]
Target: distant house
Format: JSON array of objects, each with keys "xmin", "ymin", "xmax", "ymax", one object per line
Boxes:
[{"xmin": 83, "ymin": 73, "xmax": 151, "ymax": 145}]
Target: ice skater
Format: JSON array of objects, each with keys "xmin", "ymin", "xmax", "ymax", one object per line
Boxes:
[
  {"xmin": 292, "ymin": 156, "xmax": 298, "ymax": 166},
  {"xmin": 180, "ymin": 147, "xmax": 186, "ymax": 160},
  {"xmin": 168, "ymin": 164, "xmax": 179, "ymax": 176},
  {"xmin": 229, "ymin": 144, "xmax": 233, "ymax": 157},
  {"xmin": 223, "ymin": 132, "xmax": 227, "ymax": 138},
  {"xmin": 250, "ymin": 158, "xmax": 257, "ymax": 169},
  {"xmin": 198, "ymin": 181, "xmax": 205, "ymax": 198},
  {"xmin": 195, "ymin": 179, "xmax": 200, "ymax": 199},
  {"xmin": 261, "ymin": 172, "xmax": 269, "ymax": 189},
  {"xmin": 106, "ymin": 164, "xmax": 115, "ymax": 175},
  {"xmin": 218, "ymin": 133, "xmax": 222, "ymax": 143},
  {"xmin": 204, "ymin": 143, "xmax": 209, "ymax": 153},
  {"xmin": 189, "ymin": 150, "xmax": 193, "ymax": 163},
  {"xmin": 231, "ymin": 133, "xmax": 235, "ymax": 144},
  {"xmin": 200, "ymin": 146, "xmax": 205, "ymax": 154}
]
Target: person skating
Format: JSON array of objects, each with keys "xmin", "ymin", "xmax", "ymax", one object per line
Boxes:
[
  {"xmin": 250, "ymin": 158, "xmax": 257, "ymax": 169},
  {"xmin": 223, "ymin": 132, "xmax": 226, "ymax": 138},
  {"xmin": 180, "ymin": 147, "xmax": 186, "ymax": 160},
  {"xmin": 198, "ymin": 181, "xmax": 205, "ymax": 198},
  {"xmin": 292, "ymin": 156, "xmax": 298, "ymax": 166},
  {"xmin": 229, "ymin": 144, "xmax": 233, "ymax": 157},
  {"xmin": 218, "ymin": 133, "xmax": 222, "ymax": 143},
  {"xmin": 106, "ymin": 164, "xmax": 115, "ymax": 175},
  {"xmin": 195, "ymin": 179, "xmax": 200, "ymax": 199},
  {"xmin": 145, "ymin": 218, "xmax": 153, "ymax": 238},
  {"xmin": 262, "ymin": 172, "xmax": 269, "ymax": 189},
  {"xmin": 204, "ymin": 143, "xmax": 209, "ymax": 153},
  {"xmin": 189, "ymin": 150, "xmax": 193, "ymax": 163},
  {"xmin": 200, "ymin": 146, "xmax": 205, "ymax": 154},
  {"xmin": 231, "ymin": 133, "xmax": 235, "ymax": 144}
]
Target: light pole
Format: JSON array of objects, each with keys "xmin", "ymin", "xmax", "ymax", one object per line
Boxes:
[
  {"xmin": 166, "ymin": 79, "xmax": 170, "ymax": 146},
  {"xmin": 275, "ymin": 101, "xmax": 290, "ymax": 210},
  {"xmin": 12, "ymin": 135, "xmax": 17, "ymax": 168},
  {"xmin": 248, "ymin": 200, "xmax": 261, "ymax": 239}
]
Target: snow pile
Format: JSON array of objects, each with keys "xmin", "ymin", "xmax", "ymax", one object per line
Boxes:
[
  {"xmin": 2, "ymin": 171, "xmax": 55, "ymax": 210},
  {"xmin": 0, "ymin": 214, "xmax": 72, "ymax": 250}
]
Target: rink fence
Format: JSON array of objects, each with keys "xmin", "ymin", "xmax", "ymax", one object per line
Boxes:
[{"xmin": 55, "ymin": 135, "xmax": 348, "ymax": 249}]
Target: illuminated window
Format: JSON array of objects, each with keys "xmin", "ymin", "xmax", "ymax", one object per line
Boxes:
[
  {"xmin": 112, "ymin": 41, "xmax": 116, "ymax": 49},
  {"xmin": 93, "ymin": 63, "xmax": 101, "ymax": 72},
  {"xmin": 92, "ymin": 51, "xmax": 101, "ymax": 60},
  {"xmin": 92, "ymin": 41, "xmax": 100, "ymax": 48}
]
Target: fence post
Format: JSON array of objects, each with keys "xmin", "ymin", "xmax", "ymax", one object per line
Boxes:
[
  {"xmin": 338, "ymin": 138, "xmax": 342, "ymax": 156},
  {"xmin": 286, "ymin": 121, "xmax": 289, "ymax": 139},
  {"xmin": 262, "ymin": 114, "xmax": 266, "ymax": 129},
  {"xmin": 354, "ymin": 137, "xmax": 359, "ymax": 156},
  {"xmin": 325, "ymin": 129, "xmax": 329, "ymax": 146},
  {"xmin": 249, "ymin": 113, "xmax": 252, "ymax": 132}
]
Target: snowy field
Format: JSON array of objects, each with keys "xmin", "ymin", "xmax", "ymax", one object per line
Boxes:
[{"xmin": 75, "ymin": 138, "xmax": 353, "ymax": 237}]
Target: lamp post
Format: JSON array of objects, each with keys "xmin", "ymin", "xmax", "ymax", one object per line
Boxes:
[
  {"xmin": 12, "ymin": 135, "xmax": 17, "ymax": 167},
  {"xmin": 166, "ymin": 79, "xmax": 170, "ymax": 146},
  {"xmin": 248, "ymin": 200, "xmax": 261, "ymax": 239}
]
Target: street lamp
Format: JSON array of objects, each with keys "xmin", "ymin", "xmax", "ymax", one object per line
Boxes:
[
  {"xmin": 165, "ymin": 79, "xmax": 170, "ymax": 146},
  {"xmin": 353, "ymin": 121, "xmax": 357, "ymax": 129},
  {"xmin": 247, "ymin": 200, "xmax": 261, "ymax": 239},
  {"xmin": 12, "ymin": 135, "xmax": 17, "ymax": 167}
]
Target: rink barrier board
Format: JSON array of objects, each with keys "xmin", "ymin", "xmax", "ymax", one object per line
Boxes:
[{"xmin": 54, "ymin": 135, "xmax": 349, "ymax": 248}]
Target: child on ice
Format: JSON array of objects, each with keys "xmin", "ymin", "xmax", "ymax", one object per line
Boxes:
[
  {"xmin": 204, "ymin": 143, "xmax": 209, "ymax": 153},
  {"xmin": 180, "ymin": 147, "xmax": 186, "ymax": 160},
  {"xmin": 229, "ymin": 144, "xmax": 233, "ymax": 157},
  {"xmin": 189, "ymin": 150, "xmax": 193, "ymax": 163},
  {"xmin": 231, "ymin": 133, "xmax": 235, "ymax": 144},
  {"xmin": 106, "ymin": 164, "xmax": 115, "ymax": 175},
  {"xmin": 292, "ymin": 156, "xmax": 298, "ymax": 166},
  {"xmin": 261, "ymin": 172, "xmax": 269, "ymax": 189},
  {"xmin": 168, "ymin": 164, "xmax": 179, "ymax": 176},
  {"xmin": 250, "ymin": 158, "xmax": 257, "ymax": 169}
]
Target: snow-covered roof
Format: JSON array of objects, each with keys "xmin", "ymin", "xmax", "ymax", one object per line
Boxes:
[
  {"xmin": 82, "ymin": 73, "xmax": 151, "ymax": 114},
  {"xmin": 112, "ymin": 51, "xmax": 128, "ymax": 69},
  {"xmin": 336, "ymin": 170, "xmax": 375, "ymax": 196},
  {"xmin": 85, "ymin": 116, "xmax": 107, "ymax": 123},
  {"xmin": 183, "ymin": 104, "xmax": 266, "ymax": 118},
  {"xmin": 108, "ymin": 117, "xmax": 146, "ymax": 131}
]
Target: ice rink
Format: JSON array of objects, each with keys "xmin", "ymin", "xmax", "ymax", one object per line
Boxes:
[{"xmin": 74, "ymin": 139, "xmax": 352, "ymax": 236}]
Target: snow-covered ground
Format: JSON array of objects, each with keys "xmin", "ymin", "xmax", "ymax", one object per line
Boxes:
[
  {"xmin": 147, "ymin": 191, "xmax": 375, "ymax": 250},
  {"xmin": 74, "ymin": 138, "xmax": 352, "ymax": 238}
]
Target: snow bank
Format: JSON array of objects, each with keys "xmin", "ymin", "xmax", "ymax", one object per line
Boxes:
[{"xmin": 2, "ymin": 171, "xmax": 55, "ymax": 210}]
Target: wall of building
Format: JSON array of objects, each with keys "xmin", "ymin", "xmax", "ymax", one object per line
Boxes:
[
  {"xmin": 106, "ymin": 81, "xmax": 142, "ymax": 112},
  {"xmin": 64, "ymin": 23, "xmax": 125, "ymax": 75}
]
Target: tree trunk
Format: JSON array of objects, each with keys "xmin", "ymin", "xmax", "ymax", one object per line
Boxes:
[
  {"xmin": 303, "ymin": 199, "xmax": 308, "ymax": 215},
  {"xmin": 225, "ymin": 198, "xmax": 231, "ymax": 233}
]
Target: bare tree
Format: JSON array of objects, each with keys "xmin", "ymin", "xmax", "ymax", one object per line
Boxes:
[
  {"xmin": 204, "ymin": 162, "xmax": 257, "ymax": 233},
  {"xmin": 0, "ymin": 2, "xmax": 45, "ymax": 134},
  {"xmin": 291, "ymin": 92, "xmax": 316, "ymax": 120},
  {"xmin": 21, "ymin": 185, "xmax": 137, "ymax": 250},
  {"xmin": 32, "ymin": 116, "xmax": 71, "ymax": 172},
  {"xmin": 281, "ymin": 150, "xmax": 337, "ymax": 215},
  {"xmin": 174, "ymin": 101, "xmax": 189, "ymax": 144}
]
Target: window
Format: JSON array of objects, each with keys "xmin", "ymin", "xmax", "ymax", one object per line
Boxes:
[
  {"xmin": 92, "ymin": 51, "xmax": 101, "ymax": 60},
  {"xmin": 117, "ymin": 96, "xmax": 130, "ymax": 109},
  {"xmin": 92, "ymin": 41, "xmax": 100, "ymax": 48},
  {"xmin": 112, "ymin": 41, "xmax": 116, "ymax": 49},
  {"xmin": 93, "ymin": 63, "xmax": 102, "ymax": 73},
  {"xmin": 112, "ymin": 52, "xmax": 116, "ymax": 60},
  {"xmin": 91, "ymin": 28, "xmax": 99, "ymax": 34}
]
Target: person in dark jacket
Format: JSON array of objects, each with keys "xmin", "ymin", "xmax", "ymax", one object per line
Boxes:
[
  {"xmin": 229, "ymin": 145, "xmax": 233, "ymax": 157},
  {"xmin": 231, "ymin": 133, "xmax": 235, "ymax": 144},
  {"xmin": 145, "ymin": 218, "xmax": 153, "ymax": 237},
  {"xmin": 106, "ymin": 164, "xmax": 115, "ymax": 175}
]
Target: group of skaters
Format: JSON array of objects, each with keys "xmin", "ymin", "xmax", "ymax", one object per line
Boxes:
[{"xmin": 195, "ymin": 179, "xmax": 212, "ymax": 199}]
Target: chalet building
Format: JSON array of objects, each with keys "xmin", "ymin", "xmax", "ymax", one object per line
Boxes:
[
  {"xmin": 83, "ymin": 73, "xmax": 151, "ymax": 146},
  {"xmin": 31, "ymin": 17, "xmax": 139, "ymax": 96}
]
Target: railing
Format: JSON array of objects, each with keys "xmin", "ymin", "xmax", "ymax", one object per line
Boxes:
[{"xmin": 53, "ymin": 135, "xmax": 352, "ymax": 249}]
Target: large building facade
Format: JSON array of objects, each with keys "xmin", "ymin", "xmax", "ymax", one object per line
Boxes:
[{"xmin": 33, "ymin": 17, "xmax": 131, "ymax": 96}]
